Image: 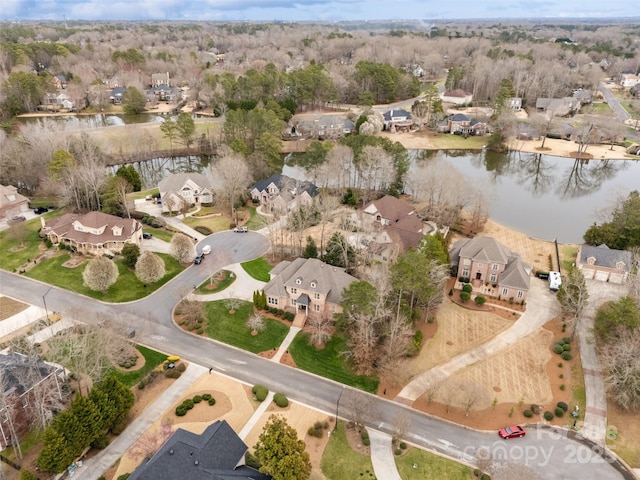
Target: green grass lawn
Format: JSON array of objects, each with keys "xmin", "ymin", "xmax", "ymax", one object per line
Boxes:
[
  {"xmin": 192, "ymin": 205, "xmax": 220, "ymax": 216},
  {"xmin": 205, "ymin": 300, "xmax": 289, "ymax": 353},
  {"xmin": 111, "ymin": 345, "xmax": 168, "ymax": 387},
  {"xmin": 183, "ymin": 214, "xmax": 232, "ymax": 233},
  {"xmin": 288, "ymin": 332, "xmax": 379, "ymax": 393},
  {"xmin": 240, "ymin": 257, "xmax": 272, "ymax": 282},
  {"xmin": 197, "ymin": 269, "xmax": 236, "ymax": 294},
  {"xmin": 396, "ymin": 448, "xmax": 472, "ymax": 479},
  {"xmin": 321, "ymin": 421, "xmax": 376, "ymax": 480},
  {"xmin": 244, "ymin": 206, "xmax": 268, "ymax": 230},
  {"xmin": 143, "ymin": 227, "xmax": 174, "ymax": 242},
  {"xmin": 620, "ymin": 101, "xmax": 640, "ymax": 119},
  {"xmin": 127, "ymin": 188, "xmax": 159, "ymax": 201},
  {"xmin": 588, "ymin": 102, "xmax": 613, "ymax": 115},
  {"xmin": 0, "ymin": 211, "xmax": 62, "ymax": 272},
  {"xmin": 26, "ymin": 253, "xmax": 184, "ymax": 302},
  {"xmin": 428, "ymin": 134, "xmax": 487, "ymax": 150}
]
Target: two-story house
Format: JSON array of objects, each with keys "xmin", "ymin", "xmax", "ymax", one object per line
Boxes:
[
  {"xmin": 250, "ymin": 174, "xmax": 318, "ymax": 213},
  {"xmin": 158, "ymin": 173, "xmax": 214, "ymax": 214},
  {"xmin": 0, "ymin": 184, "xmax": 29, "ymax": 220},
  {"xmin": 42, "ymin": 211, "xmax": 143, "ymax": 254},
  {"xmin": 450, "ymin": 236, "xmax": 532, "ymax": 302},
  {"xmin": 382, "ymin": 109, "xmax": 413, "ymax": 132},
  {"xmin": 440, "ymin": 89, "xmax": 473, "ymax": 105},
  {"xmin": 576, "ymin": 244, "xmax": 632, "ymax": 284},
  {"xmin": 263, "ymin": 258, "xmax": 357, "ymax": 324}
]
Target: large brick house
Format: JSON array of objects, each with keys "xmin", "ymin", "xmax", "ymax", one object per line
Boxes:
[
  {"xmin": 0, "ymin": 353, "xmax": 65, "ymax": 450},
  {"xmin": 576, "ymin": 244, "xmax": 632, "ymax": 284},
  {"xmin": 450, "ymin": 236, "xmax": 532, "ymax": 302},
  {"xmin": 0, "ymin": 185, "xmax": 29, "ymax": 221},
  {"xmin": 42, "ymin": 211, "xmax": 143, "ymax": 255},
  {"xmin": 263, "ymin": 258, "xmax": 357, "ymax": 322},
  {"xmin": 250, "ymin": 174, "xmax": 318, "ymax": 214},
  {"xmin": 158, "ymin": 172, "xmax": 214, "ymax": 214}
]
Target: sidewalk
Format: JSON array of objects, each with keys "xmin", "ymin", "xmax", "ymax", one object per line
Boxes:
[
  {"xmin": 367, "ymin": 429, "xmax": 402, "ymax": 480},
  {"xmin": 397, "ymin": 279, "xmax": 559, "ymax": 402},
  {"xmin": 72, "ymin": 363, "xmax": 207, "ymax": 480}
]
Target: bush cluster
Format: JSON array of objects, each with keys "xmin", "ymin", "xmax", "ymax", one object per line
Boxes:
[
  {"xmin": 307, "ymin": 421, "xmax": 329, "ymax": 438},
  {"xmin": 553, "ymin": 338, "xmax": 572, "ymax": 361},
  {"xmin": 555, "ymin": 407, "xmax": 565, "ymax": 417},
  {"xmin": 273, "ymin": 392, "xmax": 288, "ymax": 407},
  {"xmin": 530, "ymin": 404, "xmax": 540, "ymax": 414},
  {"xmin": 175, "ymin": 393, "xmax": 216, "ymax": 416},
  {"xmin": 260, "ymin": 305, "xmax": 295, "ymax": 321},
  {"xmin": 557, "ymin": 401, "xmax": 568, "ymax": 412},
  {"xmin": 460, "ymin": 291, "xmax": 471, "ymax": 302},
  {"xmin": 543, "ymin": 411, "xmax": 554, "ymax": 421},
  {"xmin": 253, "ymin": 384, "xmax": 269, "ymax": 402},
  {"xmin": 523, "ymin": 409, "xmax": 533, "ymax": 418},
  {"xmin": 462, "ymin": 284, "xmax": 473, "ymax": 293},
  {"xmin": 164, "ymin": 369, "xmax": 181, "ymax": 379},
  {"xmin": 194, "ymin": 225, "xmax": 213, "ymax": 235},
  {"xmin": 458, "ymin": 276, "xmax": 470, "ymax": 283},
  {"xmin": 142, "ymin": 215, "xmax": 166, "ymax": 228},
  {"xmin": 138, "ymin": 370, "xmax": 161, "ymax": 390},
  {"xmin": 117, "ymin": 353, "xmax": 138, "ymax": 369}
]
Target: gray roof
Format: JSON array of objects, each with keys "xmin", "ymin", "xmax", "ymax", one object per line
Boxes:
[
  {"xmin": 579, "ymin": 244, "xmax": 633, "ymax": 271},
  {"xmin": 0, "ymin": 353, "xmax": 62, "ymax": 396},
  {"xmin": 264, "ymin": 258, "xmax": 357, "ymax": 304},
  {"xmin": 383, "ymin": 109, "xmax": 411, "ymax": 121},
  {"xmin": 129, "ymin": 420, "xmax": 270, "ymax": 480},
  {"xmin": 158, "ymin": 172, "xmax": 212, "ymax": 195},
  {"xmin": 451, "ymin": 113, "xmax": 470, "ymax": 122},
  {"xmin": 251, "ymin": 174, "xmax": 318, "ymax": 198}
]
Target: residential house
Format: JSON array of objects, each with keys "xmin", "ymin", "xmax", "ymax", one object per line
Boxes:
[
  {"xmin": 440, "ymin": 89, "xmax": 473, "ymax": 105},
  {"xmin": 42, "ymin": 92, "xmax": 74, "ymax": 111},
  {"xmin": 508, "ymin": 97, "xmax": 522, "ymax": 110},
  {"xmin": 263, "ymin": 258, "xmax": 357, "ymax": 322},
  {"xmin": 382, "ymin": 109, "xmax": 413, "ymax": 132},
  {"xmin": 110, "ymin": 86, "xmax": 126, "ymax": 104},
  {"xmin": 128, "ymin": 420, "xmax": 270, "ymax": 480},
  {"xmin": 449, "ymin": 236, "xmax": 532, "ymax": 302},
  {"xmin": 0, "ymin": 353, "xmax": 65, "ymax": 450},
  {"xmin": 103, "ymin": 76, "xmax": 120, "ymax": 89},
  {"xmin": 151, "ymin": 72, "xmax": 170, "ymax": 87},
  {"xmin": 42, "ymin": 211, "xmax": 143, "ymax": 254},
  {"xmin": 158, "ymin": 173, "xmax": 214, "ymax": 214},
  {"xmin": 293, "ymin": 116, "xmax": 355, "ymax": 139},
  {"xmin": 572, "ymin": 89, "xmax": 592, "ymax": 105},
  {"xmin": 620, "ymin": 73, "xmax": 640, "ymax": 89},
  {"xmin": 535, "ymin": 97, "xmax": 581, "ymax": 116},
  {"xmin": 146, "ymin": 84, "xmax": 180, "ymax": 103},
  {"xmin": 576, "ymin": 244, "xmax": 633, "ymax": 284},
  {"xmin": 53, "ymin": 75, "xmax": 67, "ymax": 89},
  {"xmin": 0, "ymin": 185, "xmax": 29, "ymax": 220},
  {"xmin": 250, "ymin": 174, "xmax": 318, "ymax": 213},
  {"xmin": 448, "ymin": 113, "xmax": 471, "ymax": 134}
]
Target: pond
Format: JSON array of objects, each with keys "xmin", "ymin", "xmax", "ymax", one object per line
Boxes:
[{"xmin": 18, "ymin": 112, "xmax": 168, "ymax": 128}]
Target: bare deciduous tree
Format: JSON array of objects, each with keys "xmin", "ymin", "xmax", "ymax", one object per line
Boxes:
[
  {"xmin": 246, "ymin": 313, "xmax": 266, "ymax": 334},
  {"xmin": 601, "ymin": 330, "xmax": 640, "ymax": 412},
  {"xmin": 170, "ymin": 233, "xmax": 195, "ymax": 264},
  {"xmin": 423, "ymin": 380, "xmax": 443, "ymax": 404},
  {"xmin": 307, "ymin": 313, "xmax": 333, "ymax": 347},
  {"xmin": 135, "ymin": 251, "xmax": 166, "ymax": 284},
  {"xmin": 175, "ymin": 298, "xmax": 205, "ymax": 327},
  {"xmin": 225, "ymin": 298, "xmax": 243, "ymax": 314},
  {"xmin": 459, "ymin": 382, "xmax": 490, "ymax": 416},
  {"xmin": 211, "ymin": 147, "xmax": 250, "ymax": 218},
  {"xmin": 130, "ymin": 419, "xmax": 174, "ymax": 461},
  {"xmin": 556, "ymin": 268, "xmax": 589, "ymax": 340},
  {"xmin": 82, "ymin": 256, "xmax": 119, "ymax": 293},
  {"xmin": 391, "ymin": 412, "xmax": 411, "ymax": 444}
]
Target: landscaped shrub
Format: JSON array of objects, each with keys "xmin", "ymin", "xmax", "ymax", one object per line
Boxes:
[
  {"xmin": 165, "ymin": 369, "xmax": 181, "ymax": 378},
  {"xmin": 252, "ymin": 384, "xmax": 269, "ymax": 402},
  {"xmin": 117, "ymin": 475, "xmax": 131, "ymax": 480},
  {"xmin": 91, "ymin": 434, "xmax": 109, "ymax": 450},
  {"xmin": 473, "ymin": 469, "xmax": 481, "ymax": 477},
  {"xmin": 553, "ymin": 344, "xmax": 564, "ymax": 354},
  {"xmin": 195, "ymin": 226, "xmax": 213, "ymax": 235},
  {"xmin": 193, "ymin": 395, "xmax": 203, "ymax": 403},
  {"xmin": 112, "ymin": 417, "xmax": 128, "ymax": 435},
  {"xmin": 308, "ymin": 421, "xmax": 325, "ymax": 438},
  {"xmin": 362, "ymin": 437, "xmax": 370, "ymax": 446},
  {"xmin": 361, "ymin": 431, "xmax": 369, "ymax": 441},
  {"xmin": 555, "ymin": 407, "xmax": 565, "ymax": 417},
  {"xmin": 400, "ymin": 442, "xmax": 407, "ymax": 449},
  {"xmin": 523, "ymin": 409, "xmax": 533, "ymax": 418},
  {"xmin": 557, "ymin": 362, "xmax": 563, "ymax": 368},
  {"xmin": 182, "ymin": 398, "xmax": 195, "ymax": 410},
  {"xmin": 559, "ymin": 384, "xmax": 566, "ymax": 390},
  {"xmin": 563, "ymin": 344, "xmax": 571, "ymax": 351},
  {"xmin": 543, "ymin": 411, "xmax": 554, "ymax": 421},
  {"xmin": 202, "ymin": 393, "xmax": 212, "ymax": 401},
  {"xmin": 462, "ymin": 284, "xmax": 473, "ymax": 293},
  {"xmin": 208, "ymin": 397, "xmax": 216, "ymax": 406},
  {"xmin": 557, "ymin": 401, "xmax": 568, "ymax": 411},
  {"xmin": 273, "ymin": 392, "xmax": 288, "ymax": 407},
  {"xmin": 284, "ymin": 311, "xmax": 295, "ymax": 321},
  {"xmin": 395, "ymin": 449, "xmax": 402, "ymax": 455},
  {"xmin": 460, "ymin": 291, "xmax": 471, "ymax": 302},
  {"xmin": 474, "ymin": 295, "xmax": 486, "ymax": 306},
  {"xmin": 176, "ymin": 362, "xmax": 186, "ymax": 372},
  {"xmin": 20, "ymin": 470, "xmax": 38, "ymax": 480},
  {"xmin": 150, "ymin": 217, "xmax": 166, "ymax": 228},
  {"xmin": 531, "ymin": 404, "xmax": 540, "ymax": 414},
  {"xmin": 561, "ymin": 351, "xmax": 572, "ymax": 361},
  {"xmin": 481, "ymin": 475, "xmax": 491, "ymax": 480}
]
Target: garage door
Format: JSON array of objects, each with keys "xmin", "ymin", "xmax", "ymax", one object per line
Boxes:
[
  {"xmin": 609, "ymin": 273, "xmax": 624, "ymax": 284},
  {"xmin": 595, "ymin": 271, "xmax": 610, "ymax": 282},
  {"xmin": 582, "ymin": 268, "xmax": 595, "ymax": 279}
]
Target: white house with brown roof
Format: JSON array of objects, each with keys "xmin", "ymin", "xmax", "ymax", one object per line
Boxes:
[
  {"xmin": 450, "ymin": 236, "xmax": 532, "ymax": 302},
  {"xmin": 0, "ymin": 185, "xmax": 29, "ymax": 220},
  {"xmin": 576, "ymin": 244, "xmax": 632, "ymax": 284},
  {"xmin": 263, "ymin": 258, "xmax": 357, "ymax": 323},
  {"xmin": 42, "ymin": 211, "xmax": 143, "ymax": 254},
  {"xmin": 158, "ymin": 173, "xmax": 214, "ymax": 214},
  {"xmin": 440, "ymin": 89, "xmax": 473, "ymax": 105}
]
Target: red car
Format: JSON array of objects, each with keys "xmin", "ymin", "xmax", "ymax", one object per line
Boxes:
[{"xmin": 498, "ymin": 426, "xmax": 526, "ymax": 439}]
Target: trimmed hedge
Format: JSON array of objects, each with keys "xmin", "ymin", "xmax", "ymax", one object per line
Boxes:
[
  {"xmin": 555, "ymin": 407, "xmax": 565, "ymax": 417},
  {"xmin": 557, "ymin": 401, "xmax": 568, "ymax": 412},
  {"xmin": 252, "ymin": 384, "xmax": 269, "ymax": 402},
  {"xmin": 523, "ymin": 409, "xmax": 533, "ymax": 418},
  {"xmin": 561, "ymin": 351, "xmax": 572, "ymax": 361},
  {"xmin": 543, "ymin": 411, "xmax": 554, "ymax": 421},
  {"xmin": 273, "ymin": 392, "xmax": 288, "ymax": 408}
]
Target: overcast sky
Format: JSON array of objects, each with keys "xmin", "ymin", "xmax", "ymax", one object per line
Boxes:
[{"xmin": 2, "ymin": 0, "xmax": 638, "ymax": 21}]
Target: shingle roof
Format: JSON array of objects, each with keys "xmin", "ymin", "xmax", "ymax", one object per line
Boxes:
[
  {"xmin": 456, "ymin": 236, "xmax": 511, "ymax": 265},
  {"xmin": 129, "ymin": 420, "xmax": 270, "ymax": 480},
  {"xmin": 0, "ymin": 353, "xmax": 62, "ymax": 396},
  {"xmin": 158, "ymin": 173, "xmax": 212, "ymax": 196},
  {"xmin": 264, "ymin": 258, "xmax": 357, "ymax": 304},
  {"xmin": 579, "ymin": 244, "xmax": 633, "ymax": 271},
  {"xmin": 45, "ymin": 212, "xmax": 141, "ymax": 245},
  {"xmin": 366, "ymin": 195, "xmax": 414, "ymax": 223},
  {"xmin": 383, "ymin": 109, "xmax": 411, "ymax": 120},
  {"xmin": 251, "ymin": 174, "xmax": 318, "ymax": 198},
  {"xmin": 0, "ymin": 184, "xmax": 28, "ymax": 208},
  {"xmin": 451, "ymin": 113, "xmax": 470, "ymax": 122}
]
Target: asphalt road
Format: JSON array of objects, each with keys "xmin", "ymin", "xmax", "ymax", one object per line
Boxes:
[
  {"xmin": 599, "ymin": 84, "xmax": 631, "ymax": 122},
  {"xmin": 0, "ymin": 231, "xmax": 631, "ymax": 480}
]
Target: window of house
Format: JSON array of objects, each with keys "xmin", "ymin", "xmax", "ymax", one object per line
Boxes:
[
  {"xmin": 463, "ymin": 258, "xmax": 471, "ymax": 266},
  {"xmin": 615, "ymin": 261, "xmax": 624, "ymax": 270},
  {"xmin": 290, "ymin": 299, "xmax": 297, "ymax": 306},
  {"xmin": 491, "ymin": 263, "xmax": 499, "ymax": 270},
  {"xmin": 291, "ymin": 288, "xmax": 297, "ymax": 294},
  {"xmin": 517, "ymin": 291, "xmax": 523, "ymax": 298},
  {"xmin": 490, "ymin": 273, "xmax": 497, "ymax": 283},
  {"xmin": 314, "ymin": 293, "xmax": 320, "ymax": 300},
  {"xmin": 462, "ymin": 269, "xmax": 469, "ymax": 277},
  {"xmin": 268, "ymin": 297, "xmax": 278, "ymax": 306},
  {"xmin": 296, "ymin": 278, "xmax": 302, "ymax": 285},
  {"xmin": 477, "ymin": 263, "xmax": 483, "ymax": 269},
  {"xmin": 502, "ymin": 288, "xmax": 508, "ymax": 296},
  {"xmin": 313, "ymin": 304, "xmax": 320, "ymax": 312},
  {"xmin": 310, "ymin": 281, "xmax": 317, "ymax": 288}
]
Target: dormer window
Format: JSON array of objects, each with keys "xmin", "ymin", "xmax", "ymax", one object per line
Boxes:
[
  {"xmin": 587, "ymin": 256, "xmax": 596, "ymax": 265},
  {"xmin": 615, "ymin": 261, "xmax": 625, "ymax": 270},
  {"xmin": 296, "ymin": 277, "xmax": 302, "ymax": 285},
  {"xmin": 310, "ymin": 280, "xmax": 317, "ymax": 288}
]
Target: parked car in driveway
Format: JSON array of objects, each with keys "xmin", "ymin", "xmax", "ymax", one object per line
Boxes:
[
  {"xmin": 142, "ymin": 232, "xmax": 152, "ymax": 239},
  {"xmin": 34, "ymin": 207, "xmax": 49, "ymax": 214},
  {"xmin": 498, "ymin": 425, "xmax": 526, "ymax": 439},
  {"xmin": 8, "ymin": 215, "xmax": 26, "ymax": 224},
  {"xmin": 202, "ymin": 245, "xmax": 212, "ymax": 255},
  {"xmin": 194, "ymin": 254, "xmax": 204, "ymax": 265},
  {"xmin": 233, "ymin": 226, "xmax": 248, "ymax": 233}
]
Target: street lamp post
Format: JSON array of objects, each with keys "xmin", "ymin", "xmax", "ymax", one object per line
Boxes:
[
  {"xmin": 42, "ymin": 286, "xmax": 53, "ymax": 321},
  {"xmin": 334, "ymin": 386, "xmax": 345, "ymax": 433}
]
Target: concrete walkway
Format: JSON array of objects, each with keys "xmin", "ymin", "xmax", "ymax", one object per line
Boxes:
[
  {"xmin": 73, "ymin": 363, "xmax": 207, "ymax": 480},
  {"xmin": 397, "ymin": 279, "xmax": 560, "ymax": 402},
  {"xmin": 238, "ymin": 391, "xmax": 275, "ymax": 441},
  {"xmin": 367, "ymin": 429, "xmax": 402, "ymax": 480},
  {"xmin": 271, "ymin": 326, "xmax": 300, "ymax": 362},
  {"xmin": 190, "ymin": 262, "xmax": 266, "ymax": 303}
]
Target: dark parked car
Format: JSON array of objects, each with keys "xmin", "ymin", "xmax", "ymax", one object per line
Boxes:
[
  {"xmin": 34, "ymin": 207, "xmax": 49, "ymax": 214},
  {"xmin": 498, "ymin": 425, "xmax": 526, "ymax": 439},
  {"xmin": 8, "ymin": 215, "xmax": 26, "ymax": 224},
  {"xmin": 142, "ymin": 232, "xmax": 152, "ymax": 239},
  {"xmin": 194, "ymin": 254, "xmax": 204, "ymax": 265}
]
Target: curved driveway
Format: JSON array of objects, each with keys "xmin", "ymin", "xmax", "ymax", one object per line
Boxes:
[{"xmin": 0, "ymin": 232, "xmax": 630, "ymax": 480}]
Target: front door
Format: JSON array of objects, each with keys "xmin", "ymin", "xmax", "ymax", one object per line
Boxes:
[{"xmin": 476, "ymin": 272, "xmax": 482, "ymax": 280}]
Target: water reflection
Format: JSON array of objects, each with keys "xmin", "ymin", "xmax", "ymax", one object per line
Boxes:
[
  {"xmin": 18, "ymin": 113, "xmax": 166, "ymax": 129},
  {"xmin": 108, "ymin": 155, "xmax": 213, "ymax": 189},
  {"xmin": 556, "ymin": 158, "xmax": 627, "ymax": 199}
]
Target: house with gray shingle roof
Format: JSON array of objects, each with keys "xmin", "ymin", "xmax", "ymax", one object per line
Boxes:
[
  {"xmin": 158, "ymin": 172, "xmax": 213, "ymax": 214},
  {"xmin": 263, "ymin": 258, "xmax": 357, "ymax": 324},
  {"xmin": 576, "ymin": 244, "xmax": 633, "ymax": 284},
  {"xmin": 0, "ymin": 184, "xmax": 29, "ymax": 220},
  {"xmin": 128, "ymin": 420, "xmax": 270, "ymax": 480},
  {"xmin": 450, "ymin": 236, "xmax": 532, "ymax": 302},
  {"xmin": 250, "ymin": 174, "xmax": 318, "ymax": 214}
]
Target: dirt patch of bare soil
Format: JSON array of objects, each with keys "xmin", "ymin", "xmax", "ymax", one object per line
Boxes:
[
  {"xmin": 279, "ymin": 350, "xmax": 297, "ymax": 367},
  {"xmin": 344, "ymin": 423, "xmax": 371, "ymax": 456},
  {"xmin": 62, "ymin": 255, "xmax": 88, "ymax": 268},
  {"xmin": 0, "ymin": 296, "xmax": 29, "ymax": 320}
]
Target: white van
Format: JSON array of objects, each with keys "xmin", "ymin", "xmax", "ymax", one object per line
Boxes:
[
  {"xmin": 549, "ymin": 271, "xmax": 562, "ymax": 291},
  {"xmin": 202, "ymin": 245, "xmax": 212, "ymax": 255}
]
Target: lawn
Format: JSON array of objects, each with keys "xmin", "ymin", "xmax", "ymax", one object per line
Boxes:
[
  {"xmin": 183, "ymin": 214, "xmax": 232, "ymax": 233},
  {"xmin": 620, "ymin": 101, "xmax": 640, "ymax": 119},
  {"xmin": 428, "ymin": 134, "xmax": 487, "ymax": 150},
  {"xmin": 395, "ymin": 448, "xmax": 472, "ymax": 479},
  {"xmin": 205, "ymin": 300, "xmax": 289, "ymax": 353},
  {"xmin": 143, "ymin": 227, "xmax": 174, "ymax": 242},
  {"xmin": 0, "ymin": 212, "xmax": 61, "ymax": 272},
  {"xmin": 588, "ymin": 102, "xmax": 613, "ymax": 115},
  {"xmin": 240, "ymin": 257, "xmax": 272, "ymax": 282},
  {"xmin": 197, "ymin": 269, "xmax": 236, "ymax": 294},
  {"xmin": 321, "ymin": 421, "xmax": 376, "ymax": 480},
  {"xmin": 127, "ymin": 188, "xmax": 159, "ymax": 201},
  {"xmin": 559, "ymin": 244, "xmax": 579, "ymax": 272},
  {"xmin": 26, "ymin": 253, "xmax": 184, "ymax": 302},
  {"xmin": 288, "ymin": 332, "xmax": 379, "ymax": 393},
  {"xmin": 244, "ymin": 206, "xmax": 268, "ymax": 230},
  {"xmin": 111, "ymin": 345, "xmax": 168, "ymax": 387}
]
